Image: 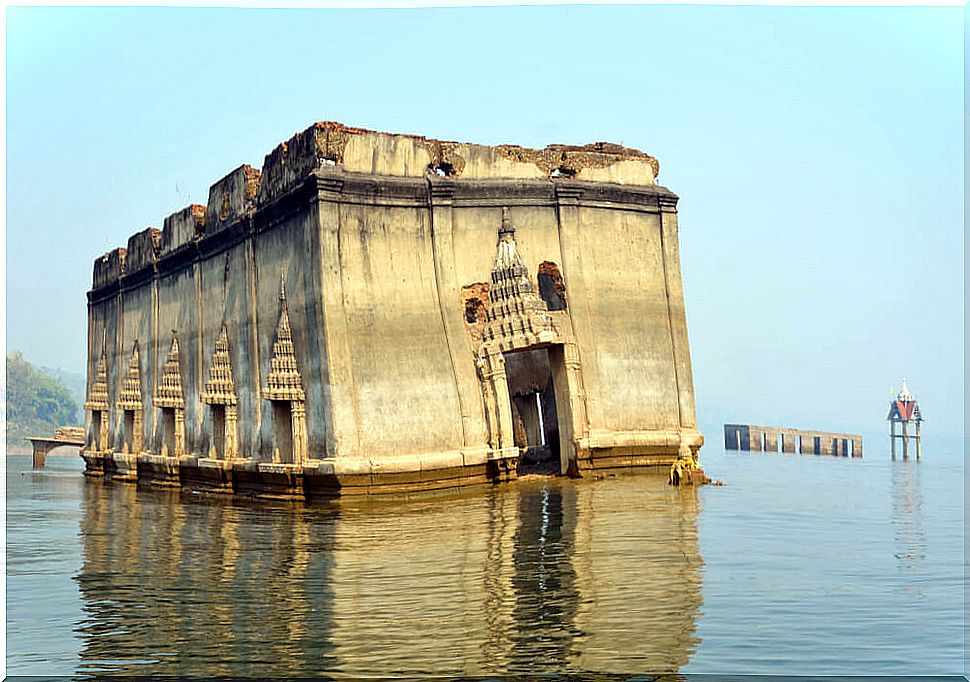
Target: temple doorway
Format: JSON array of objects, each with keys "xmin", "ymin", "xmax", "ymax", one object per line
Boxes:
[
  {"xmin": 160, "ymin": 407, "xmax": 176, "ymax": 456},
  {"xmin": 122, "ymin": 410, "xmax": 136, "ymax": 453},
  {"xmin": 210, "ymin": 404, "xmax": 226, "ymax": 458},
  {"xmin": 272, "ymin": 400, "xmax": 294, "ymax": 463},
  {"xmin": 504, "ymin": 345, "xmax": 567, "ymax": 476}
]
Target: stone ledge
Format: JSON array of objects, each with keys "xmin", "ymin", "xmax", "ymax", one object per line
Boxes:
[
  {"xmin": 196, "ymin": 457, "xmax": 233, "ymax": 470},
  {"xmin": 579, "ymin": 429, "xmax": 696, "ymax": 452},
  {"xmin": 257, "ymin": 462, "xmax": 304, "ymax": 475}
]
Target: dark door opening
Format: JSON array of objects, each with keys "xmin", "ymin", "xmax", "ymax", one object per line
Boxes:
[
  {"xmin": 123, "ymin": 410, "xmax": 135, "ymax": 453},
  {"xmin": 211, "ymin": 404, "xmax": 226, "ymax": 459},
  {"xmin": 161, "ymin": 407, "xmax": 176, "ymax": 456},
  {"xmin": 505, "ymin": 346, "xmax": 563, "ymax": 476},
  {"xmin": 91, "ymin": 411, "xmax": 102, "ymax": 450},
  {"xmin": 273, "ymin": 400, "xmax": 294, "ymax": 463}
]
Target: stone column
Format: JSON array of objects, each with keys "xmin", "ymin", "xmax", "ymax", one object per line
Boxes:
[
  {"xmin": 133, "ymin": 411, "xmax": 143, "ymax": 454},
  {"xmin": 549, "ymin": 342, "xmax": 585, "ymax": 475},
  {"xmin": 99, "ymin": 410, "xmax": 110, "ymax": 452},
  {"xmin": 658, "ymin": 194, "xmax": 698, "ymax": 431},
  {"xmin": 225, "ymin": 405, "xmax": 238, "ymax": 461},
  {"xmin": 32, "ymin": 442, "xmax": 50, "ymax": 469},
  {"xmin": 554, "ymin": 186, "xmax": 598, "ymax": 425},
  {"xmin": 763, "ymin": 428, "xmax": 779, "ymax": 452},
  {"xmin": 174, "ymin": 408, "xmax": 185, "ymax": 456},
  {"xmin": 781, "ymin": 431, "xmax": 796, "ymax": 453},
  {"xmin": 484, "ymin": 351, "xmax": 515, "ymax": 453},
  {"xmin": 292, "ymin": 401, "xmax": 308, "ymax": 466},
  {"xmin": 749, "ymin": 428, "xmax": 763, "ymax": 452}
]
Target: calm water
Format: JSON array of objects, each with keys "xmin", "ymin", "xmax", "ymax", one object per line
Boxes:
[{"xmin": 5, "ymin": 446, "xmax": 965, "ymax": 677}]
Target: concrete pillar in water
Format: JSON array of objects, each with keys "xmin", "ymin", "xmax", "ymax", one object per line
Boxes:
[
  {"xmin": 31, "ymin": 441, "xmax": 50, "ymax": 468},
  {"xmin": 749, "ymin": 429, "xmax": 763, "ymax": 452},
  {"xmin": 781, "ymin": 431, "xmax": 797, "ymax": 453}
]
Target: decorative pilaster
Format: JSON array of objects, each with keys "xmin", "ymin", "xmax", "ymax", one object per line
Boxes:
[
  {"xmin": 481, "ymin": 351, "xmax": 514, "ymax": 453},
  {"xmin": 84, "ymin": 337, "xmax": 111, "ymax": 452},
  {"xmin": 291, "ymin": 401, "xmax": 308, "ymax": 465},
  {"xmin": 262, "ymin": 276, "xmax": 308, "ymax": 465},
  {"xmin": 155, "ymin": 332, "xmax": 186, "ymax": 456},
  {"xmin": 116, "ymin": 341, "xmax": 144, "ymax": 454},
  {"xmin": 201, "ymin": 324, "xmax": 239, "ymax": 460},
  {"xmin": 657, "ymin": 193, "xmax": 698, "ymax": 430}
]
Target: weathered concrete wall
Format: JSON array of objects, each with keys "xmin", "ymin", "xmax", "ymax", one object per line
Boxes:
[
  {"xmin": 119, "ymin": 229, "xmax": 159, "ymax": 453},
  {"xmin": 87, "ymin": 249, "xmax": 125, "ymax": 450},
  {"xmin": 251, "ymin": 208, "xmax": 324, "ymax": 461},
  {"xmin": 84, "ymin": 121, "xmax": 704, "ymax": 494},
  {"xmin": 570, "ymin": 206, "xmax": 678, "ymax": 431},
  {"xmin": 332, "ymin": 200, "xmax": 462, "ymax": 460},
  {"xmin": 155, "ymin": 263, "xmax": 200, "ymax": 451}
]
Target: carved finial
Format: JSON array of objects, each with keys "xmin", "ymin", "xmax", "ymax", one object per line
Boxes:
[
  {"xmin": 499, "ymin": 207, "xmax": 514, "ymax": 237},
  {"xmin": 280, "ymin": 272, "xmax": 286, "ymax": 302}
]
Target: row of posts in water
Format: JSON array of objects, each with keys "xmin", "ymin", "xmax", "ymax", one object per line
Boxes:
[{"xmin": 724, "ymin": 424, "xmax": 863, "ymax": 457}]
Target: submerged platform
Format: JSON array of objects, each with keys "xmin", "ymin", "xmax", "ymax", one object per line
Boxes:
[{"xmin": 79, "ymin": 446, "xmax": 701, "ymax": 499}]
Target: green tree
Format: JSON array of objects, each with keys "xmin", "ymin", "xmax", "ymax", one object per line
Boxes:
[{"xmin": 6, "ymin": 351, "xmax": 81, "ymax": 448}]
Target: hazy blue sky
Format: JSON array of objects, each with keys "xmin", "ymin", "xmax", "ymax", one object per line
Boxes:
[{"xmin": 6, "ymin": 5, "xmax": 964, "ymax": 451}]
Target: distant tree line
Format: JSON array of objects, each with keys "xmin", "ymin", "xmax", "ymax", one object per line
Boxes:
[{"xmin": 6, "ymin": 352, "xmax": 81, "ymax": 448}]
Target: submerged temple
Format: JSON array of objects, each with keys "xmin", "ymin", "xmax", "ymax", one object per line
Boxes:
[{"xmin": 82, "ymin": 121, "xmax": 705, "ymax": 498}]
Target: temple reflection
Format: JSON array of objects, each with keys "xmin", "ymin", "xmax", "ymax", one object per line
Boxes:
[
  {"xmin": 74, "ymin": 485, "xmax": 338, "ymax": 676},
  {"xmin": 75, "ymin": 475, "xmax": 702, "ymax": 676},
  {"xmin": 891, "ymin": 461, "xmax": 926, "ymax": 576}
]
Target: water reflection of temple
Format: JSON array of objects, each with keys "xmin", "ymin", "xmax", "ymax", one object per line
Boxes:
[
  {"xmin": 75, "ymin": 475, "xmax": 702, "ymax": 676},
  {"xmin": 75, "ymin": 484, "xmax": 337, "ymax": 676},
  {"xmin": 891, "ymin": 462, "xmax": 926, "ymax": 575}
]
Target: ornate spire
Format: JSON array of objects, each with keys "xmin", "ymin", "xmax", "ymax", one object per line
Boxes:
[
  {"xmin": 482, "ymin": 207, "xmax": 556, "ymax": 347},
  {"xmin": 117, "ymin": 341, "xmax": 143, "ymax": 411},
  {"xmin": 898, "ymin": 377, "xmax": 914, "ymax": 402},
  {"xmin": 202, "ymin": 324, "xmax": 237, "ymax": 406},
  {"xmin": 155, "ymin": 332, "xmax": 185, "ymax": 409},
  {"xmin": 263, "ymin": 275, "xmax": 305, "ymax": 402},
  {"xmin": 85, "ymin": 334, "xmax": 110, "ymax": 412}
]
